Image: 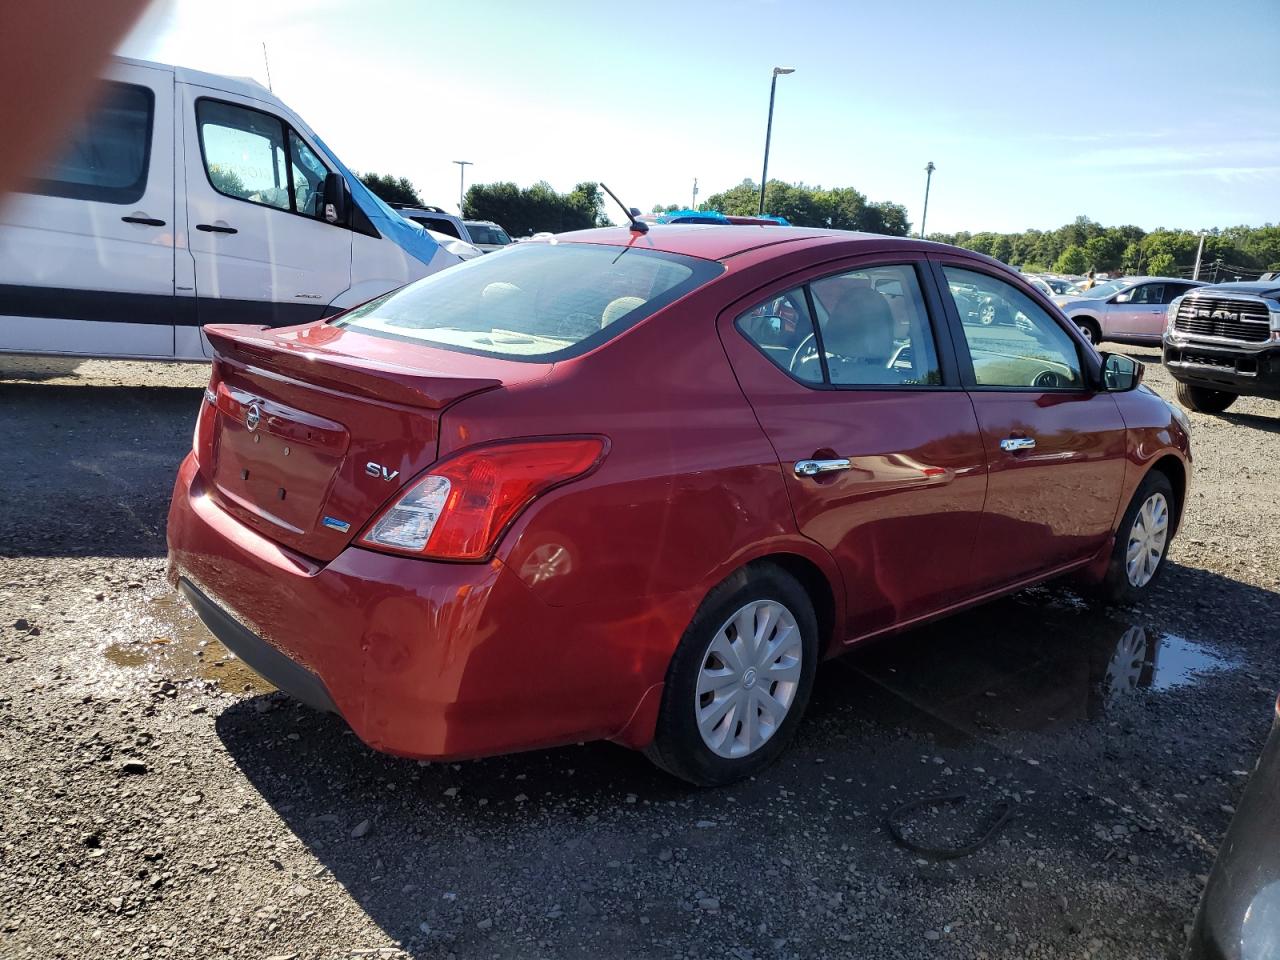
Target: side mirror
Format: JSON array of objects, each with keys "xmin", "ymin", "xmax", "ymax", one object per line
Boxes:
[
  {"xmin": 1101, "ymin": 352, "xmax": 1143, "ymax": 392},
  {"xmin": 1112, "ymin": 291, "xmax": 1132, "ymax": 303},
  {"xmin": 322, "ymin": 172, "xmax": 350, "ymax": 226}
]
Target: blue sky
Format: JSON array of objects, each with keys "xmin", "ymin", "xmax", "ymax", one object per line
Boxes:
[{"xmin": 120, "ymin": 0, "xmax": 1279, "ymax": 234}]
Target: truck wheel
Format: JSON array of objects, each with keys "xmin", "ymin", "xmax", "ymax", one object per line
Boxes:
[
  {"xmin": 1094, "ymin": 470, "xmax": 1177, "ymax": 605},
  {"xmin": 1175, "ymin": 382, "xmax": 1236, "ymax": 414},
  {"xmin": 645, "ymin": 562, "xmax": 818, "ymax": 786}
]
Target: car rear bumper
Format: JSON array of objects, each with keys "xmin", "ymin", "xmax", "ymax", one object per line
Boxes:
[
  {"xmin": 165, "ymin": 454, "xmax": 666, "ymax": 759},
  {"xmin": 1163, "ymin": 338, "xmax": 1280, "ymax": 400}
]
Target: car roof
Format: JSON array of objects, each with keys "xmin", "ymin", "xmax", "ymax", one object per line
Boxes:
[{"xmin": 555, "ymin": 224, "xmax": 923, "ymax": 262}]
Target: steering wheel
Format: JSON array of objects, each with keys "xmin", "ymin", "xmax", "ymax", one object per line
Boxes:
[
  {"xmin": 788, "ymin": 332, "xmax": 818, "ymax": 372},
  {"xmin": 1030, "ymin": 369, "xmax": 1065, "ymax": 388}
]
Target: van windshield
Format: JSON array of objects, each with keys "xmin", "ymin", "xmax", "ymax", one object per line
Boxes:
[{"xmin": 333, "ymin": 242, "xmax": 721, "ymax": 361}]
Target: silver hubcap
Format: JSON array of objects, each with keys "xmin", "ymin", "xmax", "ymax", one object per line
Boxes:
[
  {"xmin": 1079, "ymin": 323, "xmax": 1095, "ymax": 343},
  {"xmin": 1126, "ymin": 493, "xmax": 1169, "ymax": 587},
  {"xmin": 695, "ymin": 600, "xmax": 803, "ymax": 759}
]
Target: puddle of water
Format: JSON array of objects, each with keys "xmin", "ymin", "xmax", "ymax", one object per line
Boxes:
[
  {"xmin": 101, "ymin": 591, "xmax": 272, "ymax": 694},
  {"xmin": 825, "ymin": 591, "xmax": 1241, "ymax": 741}
]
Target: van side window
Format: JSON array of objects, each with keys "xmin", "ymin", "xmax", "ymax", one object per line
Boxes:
[
  {"xmin": 197, "ymin": 100, "xmax": 331, "ymax": 218},
  {"xmin": 28, "ymin": 81, "xmax": 154, "ymax": 204}
]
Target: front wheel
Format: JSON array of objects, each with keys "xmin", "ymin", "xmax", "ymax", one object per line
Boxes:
[
  {"xmin": 646, "ymin": 563, "xmax": 818, "ymax": 786},
  {"xmin": 1176, "ymin": 382, "xmax": 1236, "ymax": 414},
  {"xmin": 1095, "ymin": 471, "xmax": 1176, "ymax": 605},
  {"xmin": 1076, "ymin": 318, "xmax": 1101, "ymax": 345}
]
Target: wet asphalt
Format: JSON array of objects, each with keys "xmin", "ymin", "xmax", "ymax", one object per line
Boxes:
[{"xmin": 2, "ymin": 352, "xmax": 1279, "ymax": 960}]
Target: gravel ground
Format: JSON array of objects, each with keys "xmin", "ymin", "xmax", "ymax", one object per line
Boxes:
[{"xmin": 2, "ymin": 349, "xmax": 1278, "ymax": 960}]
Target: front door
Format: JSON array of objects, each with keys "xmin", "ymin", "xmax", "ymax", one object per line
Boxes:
[
  {"xmin": 181, "ymin": 86, "xmax": 352, "ymax": 329},
  {"xmin": 0, "ymin": 61, "xmax": 175, "ymax": 357},
  {"xmin": 720, "ymin": 255, "xmax": 988, "ymax": 640},
  {"xmin": 1108, "ymin": 282, "xmax": 1167, "ymax": 339},
  {"xmin": 935, "ymin": 261, "xmax": 1128, "ymax": 590}
]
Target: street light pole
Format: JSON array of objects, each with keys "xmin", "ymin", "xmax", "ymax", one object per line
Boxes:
[
  {"xmin": 758, "ymin": 67, "xmax": 795, "ymax": 216},
  {"xmin": 920, "ymin": 162, "xmax": 936, "ymax": 239},
  {"xmin": 452, "ymin": 160, "xmax": 472, "ymax": 214},
  {"xmin": 1193, "ymin": 232, "xmax": 1206, "ymax": 281}
]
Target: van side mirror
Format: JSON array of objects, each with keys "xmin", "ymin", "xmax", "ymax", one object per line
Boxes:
[
  {"xmin": 1101, "ymin": 352, "xmax": 1143, "ymax": 392},
  {"xmin": 322, "ymin": 173, "xmax": 349, "ymax": 226}
]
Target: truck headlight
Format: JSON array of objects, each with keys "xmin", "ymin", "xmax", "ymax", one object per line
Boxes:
[{"xmin": 1166, "ymin": 296, "xmax": 1183, "ymax": 334}]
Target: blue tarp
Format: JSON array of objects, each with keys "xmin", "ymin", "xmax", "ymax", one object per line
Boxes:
[{"xmin": 311, "ymin": 134, "xmax": 440, "ymax": 266}]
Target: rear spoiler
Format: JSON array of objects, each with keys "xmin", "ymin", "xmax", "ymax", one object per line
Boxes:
[{"xmin": 203, "ymin": 324, "xmax": 502, "ymax": 410}]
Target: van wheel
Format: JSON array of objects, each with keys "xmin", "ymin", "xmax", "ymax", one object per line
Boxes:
[
  {"xmin": 645, "ymin": 563, "xmax": 818, "ymax": 786},
  {"xmin": 1175, "ymin": 382, "xmax": 1236, "ymax": 414},
  {"xmin": 1095, "ymin": 471, "xmax": 1176, "ymax": 605}
]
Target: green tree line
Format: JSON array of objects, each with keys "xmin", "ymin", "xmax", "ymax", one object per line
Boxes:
[
  {"xmin": 927, "ymin": 216, "xmax": 1280, "ymax": 279},
  {"xmin": 463, "ymin": 181, "xmax": 611, "ymax": 236},
  {"xmin": 680, "ymin": 179, "xmax": 910, "ymax": 235},
  {"xmin": 358, "ymin": 172, "xmax": 422, "ymax": 206}
]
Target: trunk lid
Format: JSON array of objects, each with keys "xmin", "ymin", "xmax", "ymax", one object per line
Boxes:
[{"xmin": 199, "ymin": 322, "xmax": 526, "ymax": 562}]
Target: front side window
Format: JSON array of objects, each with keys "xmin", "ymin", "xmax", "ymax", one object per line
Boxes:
[
  {"xmin": 1128, "ymin": 283, "xmax": 1164, "ymax": 305},
  {"xmin": 735, "ymin": 288, "xmax": 823, "ymax": 384},
  {"xmin": 197, "ymin": 100, "xmax": 330, "ymax": 218},
  {"xmin": 466, "ymin": 223, "xmax": 512, "ymax": 245},
  {"xmin": 944, "ymin": 266, "xmax": 1083, "ymax": 389},
  {"xmin": 334, "ymin": 242, "xmax": 719, "ymax": 361},
  {"xmin": 28, "ymin": 81, "xmax": 153, "ymax": 203}
]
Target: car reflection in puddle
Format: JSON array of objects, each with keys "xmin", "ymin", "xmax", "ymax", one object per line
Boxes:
[
  {"xmin": 825, "ymin": 589, "xmax": 1240, "ymax": 743},
  {"xmin": 100, "ymin": 591, "xmax": 268, "ymax": 695}
]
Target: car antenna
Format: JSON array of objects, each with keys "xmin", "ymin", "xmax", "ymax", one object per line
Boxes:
[{"xmin": 600, "ymin": 182, "xmax": 648, "ymax": 234}]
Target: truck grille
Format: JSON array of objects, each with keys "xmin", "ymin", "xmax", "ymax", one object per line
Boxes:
[{"xmin": 1173, "ymin": 296, "xmax": 1271, "ymax": 343}]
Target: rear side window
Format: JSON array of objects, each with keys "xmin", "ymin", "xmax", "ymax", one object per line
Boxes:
[
  {"xmin": 334, "ymin": 242, "xmax": 721, "ymax": 361},
  {"xmin": 735, "ymin": 288, "xmax": 823, "ymax": 384},
  {"xmin": 466, "ymin": 223, "xmax": 511, "ymax": 245},
  {"xmin": 735, "ymin": 263, "xmax": 942, "ymax": 388},
  {"xmin": 27, "ymin": 81, "xmax": 153, "ymax": 204},
  {"xmin": 411, "ymin": 216, "xmax": 461, "ymax": 239}
]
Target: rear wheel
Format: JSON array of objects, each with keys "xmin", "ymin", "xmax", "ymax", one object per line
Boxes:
[
  {"xmin": 1095, "ymin": 471, "xmax": 1176, "ymax": 605},
  {"xmin": 1075, "ymin": 318, "xmax": 1101, "ymax": 345},
  {"xmin": 646, "ymin": 563, "xmax": 818, "ymax": 786},
  {"xmin": 1176, "ymin": 382, "xmax": 1236, "ymax": 414}
]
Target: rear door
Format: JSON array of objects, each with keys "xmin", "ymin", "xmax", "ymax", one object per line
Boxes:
[
  {"xmin": 719, "ymin": 253, "xmax": 988, "ymax": 640},
  {"xmin": 0, "ymin": 61, "xmax": 175, "ymax": 357},
  {"xmin": 933, "ymin": 259, "xmax": 1127, "ymax": 589},
  {"xmin": 181, "ymin": 86, "xmax": 352, "ymax": 329}
]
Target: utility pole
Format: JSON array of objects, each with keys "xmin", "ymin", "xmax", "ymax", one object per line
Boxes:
[
  {"xmin": 262, "ymin": 43, "xmax": 273, "ymax": 92},
  {"xmin": 691, "ymin": 177, "xmax": 698, "ymax": 211},
  {"xmin": 920, "ymin": 162, "xmax": 936, "ymax": 238},
  {"xmin": 452, "ymin": 160, "xmax": 472, "ymax": 215},
  {"xmin": 1192, "ymin": 232, "xmax": 1206, "ymax": 281},
  {"xmin": 758, "ymin": 67, "xmax": 795, "ymax": 215}
]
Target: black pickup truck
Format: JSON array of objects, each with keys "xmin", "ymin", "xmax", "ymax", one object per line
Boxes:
[{"xmin": 1163, "ymin": 278, "xmax": 1280, "ymax": 413}]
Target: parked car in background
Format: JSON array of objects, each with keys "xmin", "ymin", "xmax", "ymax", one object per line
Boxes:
[
  {"xmin": 167, "ymin": 226, "xmax": 1189, "ymax": 786},
  {"xmin": 1054, "ymin": 276, "xmax": 1206, "ymax": 345},
  {"xmin": 0, "ymin": 57, "xmax": 463, "ymax": 362},
  {"xmin": 1038, "ymin": 276, "xmax": 1083, "ymax": 296},
  {"xmin": 1186, "ymin": 691, "xmax": 1280, "ymax": 959},
  {"xmin": 1164, "ymin": 279, "xmax": 1280, "ymax": 413},
  {"xmin": 463, "ymin": 220, "xmax": 513, "ymax": 253},
  {"xmin": 394, "ymin": 204, "xmax": 470, "ymax": 241}
]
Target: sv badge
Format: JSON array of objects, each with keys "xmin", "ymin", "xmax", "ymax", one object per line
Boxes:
[{"xmin": 365, "ymin": 461, "xmax": 400, "ymax": 482}]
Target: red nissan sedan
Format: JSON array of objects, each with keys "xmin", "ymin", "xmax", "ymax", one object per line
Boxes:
[{"xmin": 166, "ymin": 225, "xmax": 1191, "ymax": 785}]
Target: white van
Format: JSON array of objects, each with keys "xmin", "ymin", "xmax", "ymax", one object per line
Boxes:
[{"xmin": 0, "ymin": 56, "xmax": 461, "ymax": 361}]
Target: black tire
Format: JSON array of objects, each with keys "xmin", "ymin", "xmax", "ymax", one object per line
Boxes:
[
  {"xmin": 1094, "ymin": 470, "xmax": 1177, "ymax": 605},
  {"xmin": 1076, "ymin": 318, "xmax": 1101, "ymax": 345},
  {"xmin": 645, "ymin": 562, "xmax": 819, "ymax": 786},
  {"xmin": 1176, "ymin": 381, "xmax": 1236, "ymax": 414}
]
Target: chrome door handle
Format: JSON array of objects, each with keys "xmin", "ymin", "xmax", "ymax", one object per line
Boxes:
[
  {"xmin": 999, "ymin": 437, "xmax": 1036, "ymax": 452},
  {"xmin": 794, "ymin": 458, "xmax": 852, "ymax": 477}
]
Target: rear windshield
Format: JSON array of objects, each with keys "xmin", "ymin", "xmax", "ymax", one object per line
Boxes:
[
  {"xmin": 466, "ymin": 223, "xmax": 511, "ymax": 245},
  {"xmin": 333, "ymin": 242, "xmax": 721, "ymax": 361}
]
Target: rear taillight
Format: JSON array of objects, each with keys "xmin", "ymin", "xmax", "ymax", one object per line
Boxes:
[{"xmin": 358, "ymin": 437, "xmax": 606, "ymax": 561}]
